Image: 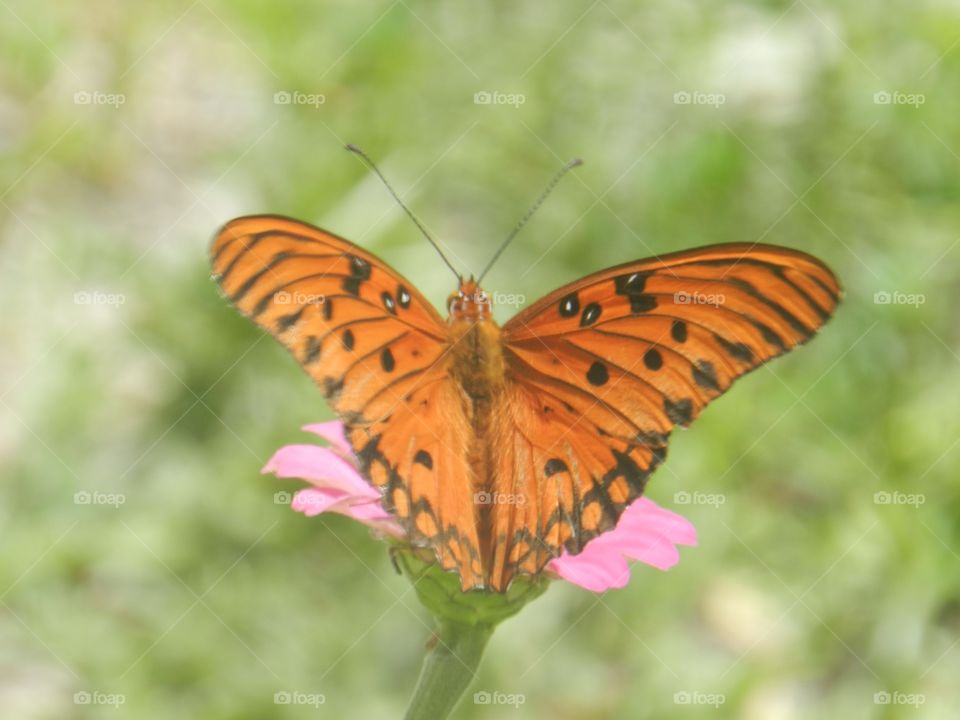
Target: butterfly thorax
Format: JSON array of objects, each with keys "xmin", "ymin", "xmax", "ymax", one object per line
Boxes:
[{"xmin": 446, "ymin": 280, "xmax": 506, "ymax": 402}]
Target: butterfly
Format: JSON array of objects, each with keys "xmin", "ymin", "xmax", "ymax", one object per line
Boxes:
[{"xmin": 211, "ymin": 188, "xmax": 840, "ymax": 593}]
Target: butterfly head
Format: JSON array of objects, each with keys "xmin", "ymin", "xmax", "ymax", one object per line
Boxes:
[{"xmin": 447, "ymin": 277, "xmax": 493, "ymax": 322}]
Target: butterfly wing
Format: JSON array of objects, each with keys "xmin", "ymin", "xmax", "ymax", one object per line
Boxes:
[
  {"xmin": 211, "ymin": 215, "xmax": 485, "ymax": 588},
  {"xmin": 486, "ymin": 243, "xmax": 841, "ymax": 588}
]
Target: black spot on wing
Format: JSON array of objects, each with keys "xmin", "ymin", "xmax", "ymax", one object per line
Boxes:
[
  {"xmin": 380, "ymin": 347, "xmax": 395, "ymax": 372},
  {"xmin": 381, "ymin": 291, "xmax": 397, "ymax": 315},
  {"xmin": 580, "ymin": 302, "xmax": 602, "ymax": 327},
  {"xmin": 413, "ymin": 449, "xmax": 433, "ymax": 469},
  {"xmin": 323, "ymin": 376, "xmax": 344, "ymax": 400},
  {"xmin": 342, "ymin": 329, "xmax": 355, "ymax": 351},
  {"xmin": 614, "ymin": 272, "xmax": 648, "ymax": 294},
  {"xmin": 714, "ymin": 334, "xmax": 754, "ymax": 363},
  {"xmin": 643, "ymin": 348, "xmax": 663, "ymax": 370},
  {"xmin": 347, "ymin": 254, "xmax": 371, "ymax": 279},
  {"xmin": 275, "ymin": 306, "xmax": 305, "ymax": 331},
  {"xmin": 628, "ymin": 294, "xmax": 657, "ymax": 314},
  {"xmin": 692, "ymin": 360, "xmax": 719, "ymax": 391},
  {"xmin": 342, "ymin": 253, "xmax": 372, "ymax": 298},
  {"xmin": 586, "ymin": 361, "xmax": 609, "ymax": 386},
  {"xmin": 671, "ymin": 320, "xmax": 687, "ymax": 343},
  {"xmin": 544, "ymin": 458, "xmax": 568, "ymax": 477},
  {"xmin": 664, "ymin": 397, "xmax": 693, "ymax": 425},
  {"xmin": 559, "ymin": 293, "xmax": 580, "ymax": 318},
  {"xmin": 304, "ymin": 336, "xmax": 321, "ymax": 364}
]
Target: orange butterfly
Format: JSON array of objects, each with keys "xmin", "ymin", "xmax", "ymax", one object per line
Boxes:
[{"xmin": 211, "ymin": 165, "xmax": 840, "ymax": 593}]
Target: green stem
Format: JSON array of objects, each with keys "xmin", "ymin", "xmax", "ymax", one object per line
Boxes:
[{"xmin": 404, "ymin": 620, "xmax": 493, "ymax": 720}]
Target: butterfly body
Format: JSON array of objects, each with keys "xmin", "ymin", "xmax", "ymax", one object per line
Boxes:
[{"xmin": 212, "ymin": 214, "xmax": 841, "ymax": 592}]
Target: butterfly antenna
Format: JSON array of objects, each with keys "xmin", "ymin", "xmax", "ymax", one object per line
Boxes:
[
  {"xmin": 345, "ymin": 144, "xmax": 460, "ymax": 280},
  {"xmin": 477, "ymin": 157, "xmax": 583, "ymax": 283}
]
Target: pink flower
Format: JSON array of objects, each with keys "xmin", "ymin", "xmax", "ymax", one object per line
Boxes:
[
  {"xmin": 262, "ymin": 422, "xmax": 697, "ymax": 592},
  {"xmin": 262, "ymin": 421, "xmax": 404, "ymax": 538}
]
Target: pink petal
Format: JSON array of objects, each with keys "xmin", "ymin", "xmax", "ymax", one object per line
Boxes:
[
  {"xmin": 550, "ymin": 547, "xmax": 632, "ymax": 592},
  {"xmin": 302, "ymin": 421, "xmax": 352, "ymax": 455},
  {"xmin": 262, "ymin": 444, "xmax": 378, "ymax": 500},
  {"xmin": 548, "ymin": 497, "xmax": 697, "ymax": 592},
  {"xmin": 291, "ymin": 487, "xmax": 351, "ymax": 516},
  {"xmin": 291, "ymin": 489, "xmax": 404, "ymax": 537}
]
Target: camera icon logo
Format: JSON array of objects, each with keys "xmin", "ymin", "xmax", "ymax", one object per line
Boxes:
[
  {"xmin": 474, "ymin": 91, "xmax": 492, "ymax": 105},
  {"xmin": 274, "ymin": 91, "xmax": 292, "ymax": 105},
  {"xmin": 274, "ymin": 491, "xmax": 292, "ymax": 505},
  {"xmin": 474, "ymin": 691, "xmax": 492, "ymax": 704}
]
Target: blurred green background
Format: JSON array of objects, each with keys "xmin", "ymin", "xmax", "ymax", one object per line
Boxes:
[{"xmin": 2, "ymin": 1, "xmax": 959, "ymax": 718}]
